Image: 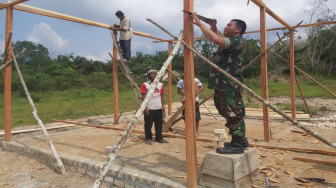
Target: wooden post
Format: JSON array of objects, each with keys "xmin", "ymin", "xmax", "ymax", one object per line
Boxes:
[
  {"xmin": 4, "ymin": 6, "xmax": 13, "ymax": 141},
  {"xmin": 183, "ymin": 0, "xmax": 197, "ymax": 187},
  {"xmin": 260, "ymin": 5, "xmax": 270, "ymax": 142},
  {"xmin": 113, "ymin": 32, "xmax": 119, "ymax": 124},
  {"xmin": 168, "ymin": 41, "xmax": 173, "ymax": 115},
  {"xmin": 289, "ymin": 31, "xmax": 296, "ymax": 119}
]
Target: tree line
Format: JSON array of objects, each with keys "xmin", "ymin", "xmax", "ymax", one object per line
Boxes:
[{"xmin": 1, "ymin": 0, "xmax": 335, "ymax": 94}]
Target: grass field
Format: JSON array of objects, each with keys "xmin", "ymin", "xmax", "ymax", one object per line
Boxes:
[{"xmin": 1, "ymin": 74, "xmax": 335, "ymax": 129}]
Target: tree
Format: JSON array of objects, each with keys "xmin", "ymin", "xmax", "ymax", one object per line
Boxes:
[{"xmin": 304, "ymin": 0, "xmax": 336, "ymax": 74}]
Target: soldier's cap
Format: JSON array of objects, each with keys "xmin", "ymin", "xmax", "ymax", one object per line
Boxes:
[{"xmin": 145, "ymin": 69, "xmax": 157, "ymax": 77}]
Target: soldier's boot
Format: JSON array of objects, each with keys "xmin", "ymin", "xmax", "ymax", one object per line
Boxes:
[
  {"xmin": 224, "ymin": 136, "xmax": 250, "ymax": 149},
  {"xmin": 216, "ymin": 135, "xmax": 244, "ymax": 154}
]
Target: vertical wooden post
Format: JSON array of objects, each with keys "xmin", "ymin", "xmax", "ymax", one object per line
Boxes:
[
  {"xmin": 168, "ymin": 41, "xmax": 173, "ymax": 115},
  {"xmin": 260, "ymin": 5, "xmax": 270, "ymax": 142},
  {"xmin": 113, "ymin": 32, "xmax": 119, "ymax": 124},
  {"xmin": 4, "ymin": 6, "xmax": 13, "ymax": 141},
  {"xmin": 289, "ymin": 31, "xmax": 296, "ymax": 119},
  {"xmin": 183, "ymin": 0, "xmax": 197, "ymax": 187}
]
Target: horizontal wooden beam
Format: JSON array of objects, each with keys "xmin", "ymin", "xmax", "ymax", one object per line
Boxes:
[
  {"xmin": 0, "ymin": 0, "xmax": 29, "ymax": 10},
  {"xmin": 251, "ymin": 0, "xmax": 291, "ymax": 28},
  {"xmin": 293, "ymin": 157, "xmax": 336, "ymax": 166},
  {"xmin": 11, "ymin": 3, "xmax": 166, "ymax": 41},
  {"xmin": 246, "ymin": 21, "xmax": 336, "ymax": 34}
]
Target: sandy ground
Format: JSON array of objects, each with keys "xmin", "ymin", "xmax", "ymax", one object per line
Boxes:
[{"xmin": 1, "ymin": 96, "xmax": 336, "ymax": 188}]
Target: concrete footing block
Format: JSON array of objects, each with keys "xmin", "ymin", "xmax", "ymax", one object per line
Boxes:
[{"xmin": 199, "ymin": 148, "xmax": 259, "ymax": 188}]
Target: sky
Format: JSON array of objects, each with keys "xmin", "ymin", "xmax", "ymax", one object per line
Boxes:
[{"xmin": 0, "ymin": 0, "xmax": 335, "ymax": 62}]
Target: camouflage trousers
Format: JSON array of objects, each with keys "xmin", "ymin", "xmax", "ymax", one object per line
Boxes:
[{"xmin": 214, "ymin": 89, "xmax": 246, "ymax": 136}]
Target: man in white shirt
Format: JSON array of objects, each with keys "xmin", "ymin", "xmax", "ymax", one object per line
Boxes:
[
  {"xmin": 110, "ymin": 10, "xmax": 133, "ymax": 61},
  {"xmin": 177, "ymin": 74, "xmax": 204, "ymax": 136},
  {"xmin": 141, "ymin": 70, "xmax": 169, "ymax": 145}
]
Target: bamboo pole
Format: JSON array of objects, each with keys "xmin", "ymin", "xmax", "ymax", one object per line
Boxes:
[
  {"xmin": 243, "ymin": 21, "xmax": 303, "ymax": 70},
  {"xmin": 146, "ymin": 19, "xmax": 336, "ymax": 150},
  {"xmin": 183, "ymin": 1, "xmax": 198, "ymax": 186},
  {"xmin": 92, "ymin": 34, "xmax": 183, "ymax": 188},
  {"xmin": 269, "ymin": 49, "xmax": 313, "ymax": 118},
  {"xmin": 260, "ymin": 6, "xmax": 270, "ymax": 142},
  {"xmin": 4, "ymin": 6, "xmax": 13, "ymax": 142},
  {"xmin": 202, "ymin": 103, "xmax": 218, "ymax": 120},
  {"xmin": 168, "ymin": 41, "xmax": 173, "ymax": 115},
  {"xmin": 0, "ymin": 48, "xmax": 26, "ymax": 71},
  {"xmin": 11, "ymin": 3, "xmax": 166, "ymax": 41},
  {"xmin": 112, "ymin": 32, "xmax": 119, "ymax": 124},
  {"xmin": 11, "ymin": 51, "xmax": 65, "ymax": 174}
]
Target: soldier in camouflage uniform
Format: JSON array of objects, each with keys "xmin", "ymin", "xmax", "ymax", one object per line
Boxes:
[{"xmin": 192, "ymin": 12, "xmax": 249, "ymax": 154}]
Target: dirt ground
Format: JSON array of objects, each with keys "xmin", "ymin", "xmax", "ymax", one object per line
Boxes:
[{"xmin": 1, "ymin": 96, "xmax": 336, "ymax": 188}]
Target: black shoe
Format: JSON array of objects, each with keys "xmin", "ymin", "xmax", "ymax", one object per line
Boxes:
[
  {"xmin": 216, "ymin": 147, "xmax": 244, "ymax": 154},
  {"xmin": 224, "ymin": 137, "xmax": 250, "ymax": 149}
]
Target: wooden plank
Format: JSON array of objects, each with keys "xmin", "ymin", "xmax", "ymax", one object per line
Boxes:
[
  {"xmin": 290, "ymin": 31, "xmax": 296, "ymax": 119},
  {"xmin": 112, "ymin": 32, "xmax": 119, "ymax": 124},
  {"xmin": 246, "ymin": 21, "xmax": 336, "ymax": 34},
  {"xmin": 260, "ymin": 6, "xmax": 270, "ymax": 142},
  {"xmin": 251, "ymin": 144, "xmax": 336, "ymax": 156},
  {"xmin": 0, "ymin": 124, "xmax": 75, "ymax": 136},
  {"xmin": 293, "ymin": 157, "xmax": 336, "ymax": 166},
  {"xmin": 4, "ymin": 6, "xmax": 13, "ymax": 141},
  {"xmin": 52, "ymin": 120, "xmax": 218, "ymax": 143}
]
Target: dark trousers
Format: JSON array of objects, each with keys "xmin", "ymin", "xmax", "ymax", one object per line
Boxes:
[
  {"xmin": 144, "ymin": 109, "xmax": 163, "ymax": 141},
  {"xmin": 119, "ymin": 39, "xmax": 131, "ymax": 61}
]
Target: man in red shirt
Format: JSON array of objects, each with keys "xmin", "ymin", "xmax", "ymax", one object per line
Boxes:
[{"xmin": 141, "ymin": 70, "xmax": 169, "ymax": 145}]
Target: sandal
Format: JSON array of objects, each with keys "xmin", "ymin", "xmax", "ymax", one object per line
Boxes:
[
  {"xmin": 144, "ymin": 140, "xmax": 152, "ymax": 145},
  {"xmin": 156, "ymin": 139, "xmax": 169, "ymax": 143}
]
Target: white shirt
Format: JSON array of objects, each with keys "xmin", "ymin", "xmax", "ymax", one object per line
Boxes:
[
  {"xmin": 119, "ymin": 17, "xmax": 133, "ymax": 40},
  {"xmin": 177, "ymin": 78, "xmax": 203, "ymax": 101},
  {"xmin": 141, "ymin": 81, "xmax": 165, "ymax": 110}
]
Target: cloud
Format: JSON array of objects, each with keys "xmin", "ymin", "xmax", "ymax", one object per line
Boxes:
[
  {"xmin": 83, "ymin": 50, "xmax": 111, "ymax": 62},
  {"xmin": 27, "ymin": 22, "xmax": 70, "ymax": 55}
]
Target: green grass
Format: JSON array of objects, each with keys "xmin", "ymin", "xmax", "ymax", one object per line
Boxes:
[{"xmin": 1, "ymin": 74, "xmax": 335, "ymax": 129}]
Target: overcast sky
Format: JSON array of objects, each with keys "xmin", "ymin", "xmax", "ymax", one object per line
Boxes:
[{"xmin": 0, "ymin": 0, "xmax": 335, "ymax": 62}]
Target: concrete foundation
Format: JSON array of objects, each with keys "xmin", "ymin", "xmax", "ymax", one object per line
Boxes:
[{"xmin": 199, "ymin": 148, "xmax": 259, "ymax": 188}]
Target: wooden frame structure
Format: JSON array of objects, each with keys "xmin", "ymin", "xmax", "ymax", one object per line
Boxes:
[{"xmin": 2, "ymin": 0, "xmax": 336, "ymax": 187}]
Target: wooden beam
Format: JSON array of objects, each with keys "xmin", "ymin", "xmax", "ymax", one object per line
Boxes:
[
  {"xmin": 250, "ymin": 144, "xmax": 336, "ymax": 156},
  {"xmin": 260, "ymin": 6, "xmax": 270, "ymax": 142},
  {"xmin": 52, "ymin": 120, "xmax": 218, "ymax": 143},
  {"xmin": 251, "ymin": 0, "xmax": 291, "ymax": 28},
  {"xmin": 183, "ymin": 0, "xmax": 197, "ymax": 187},
  {"xmin": 112, "ymin": 32, "xmax": 119, "ymax": 124},
  {"xmin": 246, "ymin": 21, "xmax": 336, "ymax": 34},
  {"xmin": 4, "ymin": 6, "xmax": 13, "ymax": 141},
  {"xmin": 11, "ymin": 3, "xmax": 166, "ymax": 41},
  {"xmin": 154, "ymin": 21, "xmax": 336, "ymax": 43},
  {"xmin": 293, "ymin": 157, "xmax": 336, "ymax": 166},
  {"xmin": 0, "ymin": 124, "xmax": 74, "ymax": 136},
  {"xmin": 289, "ymin": 31, "xmax": 296, "ymax": 119},
  {"xmin": 0, "ymin": 0, "xmax": 28, "ymax": 10}
]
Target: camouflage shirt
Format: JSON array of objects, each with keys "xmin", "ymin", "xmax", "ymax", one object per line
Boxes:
[{"xmin": 208, "ymin": 36, "xmax": 246, "ymax": 92}]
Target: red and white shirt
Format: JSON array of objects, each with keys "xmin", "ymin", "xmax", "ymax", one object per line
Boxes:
[{"xmin": 141, "ymin": 81, "xmax": 165, "ymax": 110}]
